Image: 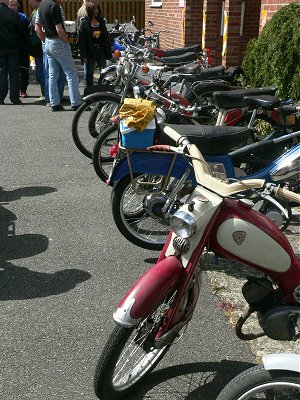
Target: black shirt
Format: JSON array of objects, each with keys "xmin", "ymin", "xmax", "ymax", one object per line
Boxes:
[
  {"xmin": 0, "ymin": 2, "xmax": 22, "ymax": 51},
  {"xmin": 38, "ymin": 0, "xmax": 64, "ymax": 38}
]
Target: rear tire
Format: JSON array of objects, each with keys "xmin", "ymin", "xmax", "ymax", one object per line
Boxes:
[
  {"xmin": 111, "ymin": 173, "xmax": 173, "ymax": 250},
  {"xmin": 92, "ymin": 124, "xmax": 119, "ymax": 182},
  {"xmin": 71, "ymin": 94, "xmax": 121, "ymax": 158}
]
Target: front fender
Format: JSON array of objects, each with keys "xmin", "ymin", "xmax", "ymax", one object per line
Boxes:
[
  {"xmin": 113, "ymin": 256, "xmax": 183, "ymax": 328},
  {"xmin": 262, "ymin": 353, "xmax": 300, "ymax": 373},
  {"xmin": 108, "ymin": 152, "xmax": 196, "ymax": 186}
]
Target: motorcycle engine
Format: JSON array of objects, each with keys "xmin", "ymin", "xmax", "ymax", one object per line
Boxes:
[
  {"xmin": 242, "ymin": 276, "xmax": 280, "ymax": 312},
  {"xmin": 258, "ymin": 305, "xmax": 300, "ymax": 341},
  {"xmin": 242, "ymin": 276, "xmax": 300, "ymax": 340}
]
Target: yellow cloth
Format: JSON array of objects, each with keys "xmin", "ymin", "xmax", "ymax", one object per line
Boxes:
[{"xmin": 119, "ymin": 98, "xmax": 156, "ymax": 131}]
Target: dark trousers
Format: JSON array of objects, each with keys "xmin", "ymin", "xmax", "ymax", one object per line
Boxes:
[
  {"xmin": 0, "ymin": 50, "xmax": 20, "ymax": 102},
  {"xmin": 86, "ymin": 48, "xmax": 107, "ymax": 87},
  {"xmin": 19, "ymin": 52, "xmax": 30, "ymax": 92}
]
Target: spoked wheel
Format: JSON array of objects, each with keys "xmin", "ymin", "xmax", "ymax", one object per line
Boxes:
[
  {"xmin": 71, "ymin": 94, "xmax": 121, "ymax": 158},
  {"xmin": 253, "ymin": 198, "xmax": 292, "ymax": 231},
  {"xmin": 216, "ymin": 364, "xmax": 300, "ymax": 400},
  {"xmin": 111, "ymin": 173, "xmax": 178, "ymax": 250},
  {"xmin": 94, "ymin": 290, "xmax": 178, "ymax": 400},
  {"xmin": 186, "ymin": 85, "xmax": 231, "ymax": 125},
  {"xmin": 92, "ymin": 124, "xmax": 120, "ymax": 182}
]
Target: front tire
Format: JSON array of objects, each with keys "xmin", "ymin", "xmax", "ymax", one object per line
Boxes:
[
  {"xmin": 94, "ymin": 291, "xmax": 178, "ymax": 399},
  {"xmin": 216, "ymin": 364, "xmax": 300, "ymax": 400}
]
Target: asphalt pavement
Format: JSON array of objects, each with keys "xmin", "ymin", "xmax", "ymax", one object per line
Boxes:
[{"xmin": 0, "ymin": 65, "xmax": 256, "ymax": 400}]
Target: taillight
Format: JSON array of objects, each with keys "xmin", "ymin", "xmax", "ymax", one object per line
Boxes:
[
  {"xmin": 207, "ymin": 56, "xmax": 213, "ymax": 65},
  {"xmin": 223, "ymin": 109, "xmax": 243, "ymax": 125},
  {"xmin": 110, "ymin": 143, "xmax": 119, "ymax": 158}
]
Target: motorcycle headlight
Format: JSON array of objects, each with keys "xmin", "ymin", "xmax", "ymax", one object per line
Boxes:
[
  {"xmin": 170, "ymin": 210, "xmax": 197, "ymax": 238},
  {"xmin": 133, "ymin": 85, "xmax": 145, "ymax": 99}
]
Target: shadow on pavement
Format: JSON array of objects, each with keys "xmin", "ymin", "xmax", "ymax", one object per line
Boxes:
[
  {"xmin": 0, "ymin": 185, "xmax": 91, "ymax": 300},
  {"xmin": 129, "ymin": 359, "xmax": 255, "ymax": 400}
]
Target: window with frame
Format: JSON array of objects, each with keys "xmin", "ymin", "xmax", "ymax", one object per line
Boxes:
[{"xmin": 150, "ymin": 0, "xmax": 162, "ymax": 8}]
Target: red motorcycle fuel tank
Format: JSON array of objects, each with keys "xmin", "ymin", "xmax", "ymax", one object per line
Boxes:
[{"xmin": 211, "ymin": 198, "xmax": 296, "ymax": 274}]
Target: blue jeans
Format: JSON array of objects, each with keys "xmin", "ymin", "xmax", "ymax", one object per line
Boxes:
[
  {"xmin": 45, "ymin": 38, "xmax": 81, "ymax": 107},
  {"xmin": 42, "ymin": 45, "xmax": 66, "ymax": 102}
]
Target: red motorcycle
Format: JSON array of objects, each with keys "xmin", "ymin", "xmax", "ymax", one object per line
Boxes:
[{"xmin": 93, "ymin": 125, "xmax": 300, "ymax": 400}]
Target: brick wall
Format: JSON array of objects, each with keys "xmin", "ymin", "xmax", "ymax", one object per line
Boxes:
[
  {"xmin": 145, "ymin": 0, "xmax": 298, "ymax": 66},
  {"xmin": 260, "ymin": 0, "xmax": 296, "ymax": 29}
]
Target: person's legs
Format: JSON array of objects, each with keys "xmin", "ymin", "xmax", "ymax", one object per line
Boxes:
[
  {"xmin": 95, "ymin": 48, "xmax": 107, "ymax": 71},
  {"xmin": 85, "ymin": 59, "xmax": 95, "ymax": 87},
  {"xmin": 43, "ymin": 44, "xmax": 50, "ymax": 103},
  {"xmin": 48, "ymin": 40, "xmax": 81, "ymax": 106},
  {"xmin": 45, "ymin": 39, "xmax": 61, "ymax": 107},
  {"xmin": 0, "ymin": 52, "xmax": 9, "ymax": 102},
  {"xmin": 19, "ymin": 52, "xmax": 30, "ymax": 95},
  {"xmin": 8, "ymin": 51, "xmax": 20, "ymax": 103},
  {"xmin": 35, "ymin": 56, "xmax": 45, "ymax": 97},
  {"xmin": 57, "ymin": 66, "xmax": 66, "ymax": 101}
]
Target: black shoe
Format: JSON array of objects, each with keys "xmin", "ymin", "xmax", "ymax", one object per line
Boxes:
[
  {"xmin": 52, "ymin": 105, "xmax": 65, "ymax": 112},
  {"xmin": 0, "ymin": 100, "xmax": 4, "ymax": 105},
  {"xmin": 12, "ymin": 99, "xmax": 22, "ymax": 105},
  {"xmin": 71, "ymin": 103, "xmax": 82, "ymax": 111}
]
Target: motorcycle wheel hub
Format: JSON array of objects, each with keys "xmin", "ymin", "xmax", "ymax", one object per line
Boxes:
[{"xmin": 144, "ymin": 194, "xmax": 168, "ymax": 219}]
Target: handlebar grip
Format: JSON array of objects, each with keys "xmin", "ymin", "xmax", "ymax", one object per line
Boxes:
[{"xmin": 275, "ymin": 186, "xmax": 300, "ymax": 204}]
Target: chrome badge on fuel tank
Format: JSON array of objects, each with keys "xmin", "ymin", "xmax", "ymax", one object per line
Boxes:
[{"xmin": 232, "ymin": 231, "xmax": 246, "ymax": 245}]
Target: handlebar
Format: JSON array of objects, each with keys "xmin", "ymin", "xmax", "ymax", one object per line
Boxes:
[{"xmin": 274, "ymin": 186, "xmax": 300, "ymax": 204}]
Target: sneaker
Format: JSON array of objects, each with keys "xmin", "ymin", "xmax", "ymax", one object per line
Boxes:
[
  {"xmin": 21, "ymin": 91, "xmax": 28, "ymax": 98},
  {"xmin": 52, "ymin": 105, "xmax": 65, "ymax": 112},
  {"xmin": 12, "ymin": 99, "xmax": 22, "ymax": 105},
  {"xmin": 45, "ymin": 102, "xmax": 51, "ymax": 107}
]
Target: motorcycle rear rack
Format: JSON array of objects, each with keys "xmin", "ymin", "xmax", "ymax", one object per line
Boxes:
[{"xmin": 119, "ymin": 144, "xmax": 179, "ymax": 194}]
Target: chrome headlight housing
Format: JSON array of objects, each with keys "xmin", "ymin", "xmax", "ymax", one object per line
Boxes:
[{"xmin": 170, "ymin": 210, "xmax": 197, "ymax": 238}]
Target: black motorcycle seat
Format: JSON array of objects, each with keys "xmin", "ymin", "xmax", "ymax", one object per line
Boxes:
[
  {"xmin": 243, "ymin": 95, "xmax": 281, "ymax": 110},
  {"xmin": 159, "ymin": 52, "xmax": 198, "ymax": 66},
  {"xmin": 213, "ymin": 86, "xmax": 277, "ymax": 108},
  {"xmin": 158, "ymin": 123, "xmax": 252, "ymax": 154},
  {"xmin": 163, "ymin": 44, "xmax": 202, "ymax": 57},
  {"xmin": 178, "ymin": 65, "xmax": 226, "ymax": 82},
  {"xmin": 174, "ymin": 62, "xmax": 201, "ymax": 75}
]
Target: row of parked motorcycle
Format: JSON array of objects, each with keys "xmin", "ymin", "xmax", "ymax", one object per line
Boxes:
[{"xmin": 70, "ymin": 24, "xmax": 300, "ymax": 400}]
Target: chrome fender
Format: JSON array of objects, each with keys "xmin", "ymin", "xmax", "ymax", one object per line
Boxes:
[
  {"xmin": 262, "ymin": 353, "xmax": 300, "ymax": 373},
  {"xmin": 109, "ymin": 152, "xmax": 196, "ymax": 186},
  {"xmin": 113, "ymin": 256, "xmax": 183, "ymax": 328}
]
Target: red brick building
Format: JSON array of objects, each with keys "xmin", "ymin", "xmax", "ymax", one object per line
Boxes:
[{"xmin": 145, "ymin": 0, "xmax": 297, "ymax": 67}]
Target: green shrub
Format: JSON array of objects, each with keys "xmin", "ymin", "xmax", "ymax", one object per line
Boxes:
[{"xmin": 242, "ymin": 3, "xmax": 300, "ymax": 100}]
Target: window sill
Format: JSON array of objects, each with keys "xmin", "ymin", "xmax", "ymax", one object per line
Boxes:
[{"xmin": 150, "ymin": 3, "xmax": 162, "ymax": 8}]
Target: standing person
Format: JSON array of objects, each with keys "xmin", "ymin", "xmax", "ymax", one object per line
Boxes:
[
  {"xmin": 36, "ymin": 0, "xmax": 81, "ymax": 111},
  {"xmin": 9, "ymin": 0, "xmax": 30, "ymax": 98},
  {"xmin": 0, "ymin": 0, "xmax": 22, "ymax": 105},
  {"xmin": 78, "ymin": 1, "xmax": 111, "ymax": 87},
  {"xmin": 35, "ymin": 2, "xmax": 66, "ymax": 106},
  {"xmin": 28, "ymin": 0, "xmax": 44, "ymax": 100}
]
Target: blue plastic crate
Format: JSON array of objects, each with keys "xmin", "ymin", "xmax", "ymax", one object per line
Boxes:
[{"xmin": 120, "ymin": 119, "xmax": 156, "ymax": 149}]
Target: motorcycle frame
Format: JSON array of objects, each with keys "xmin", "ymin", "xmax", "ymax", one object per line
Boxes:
[
  {"xmin": 108, "ymin": 142, "xmax": 300, "ymax": 187},
  {"xmin": 113, "ymin": 187, "xmax": 300, "ymax": 337}
]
